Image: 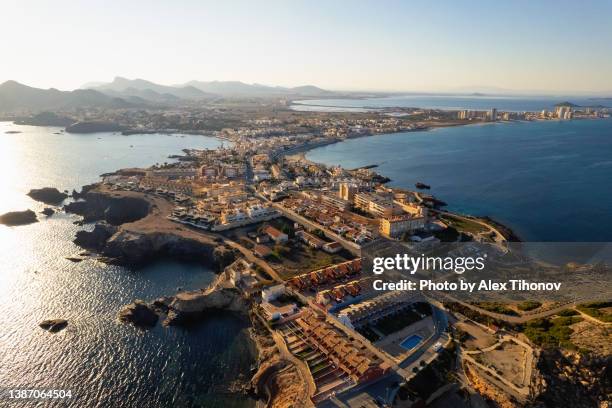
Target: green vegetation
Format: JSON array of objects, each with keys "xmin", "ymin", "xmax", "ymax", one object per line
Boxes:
[
  {"xmin": 556, "ymin": 309, "xmax": 579, "ymax": 317},
  {"xmin": 520, "ymin": 316, "xmax": 583, "ymax": 349},
  {"xmin": 577, "ymin": 302, "xmax": 612, "ymax": 323},
  {"xmin": 432, "ymin": 226, "xmax": 459, "ymax": 242},
  {"xmin": 273, "ymin": 243, "xmax": 350, "ymax": 279},
  {"xmin": 444, "ymin": 302, "xmax": 517, "ymax": 331},
  {"xmin": 439, "ymin": 214, "xmax": 487, "ymax": 235},
  {"xmin": 517, "ymin": 301, "xmax": 542, "ymax": 312},
  {"xmin": 270, "ymin": 218, "xmax": 296, "ymax": 239},
  {"xmin": 473, "ymin": 302, "xmax": 519, "ymax": 317},
  {"xmin": 397, "ymin": 344, "xmax": 456, "ymax": 402}
]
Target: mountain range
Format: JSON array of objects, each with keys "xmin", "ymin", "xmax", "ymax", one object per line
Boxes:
[
  {"xmin": 87, "ymin": 77, "xmax": 333, "ymax": 99},
  {"xmin": 0, "ymin": 80, "xmax": 134, "ymax": 113},
  {"xmin": 0, "ymin": 77, "xmax": 336, "ymax": 113}
]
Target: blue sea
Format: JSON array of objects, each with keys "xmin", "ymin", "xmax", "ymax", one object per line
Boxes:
[
  {"xmin": 0, "ymin": 123, "xmax": 255, "ymax": 407},
  {"xmin": 293, "ymin": 94, "xmax": 610, "ymax": 112},
  {"xmin": 307, "ymin": 118, "xmax": 612, "ymax": 243}
]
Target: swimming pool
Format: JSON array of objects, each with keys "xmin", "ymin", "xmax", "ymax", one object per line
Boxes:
[{"xmin": 399, "ymin": 335, "xmax": 423, "ymax": 350}]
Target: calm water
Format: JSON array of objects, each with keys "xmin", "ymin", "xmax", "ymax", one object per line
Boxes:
[
  {"xmin": 293, "ymin": 94, "xmax": 610, "ymax": 112},
  {"xmin": 0, "ymin": 123, "xmax": 256, "ymax": 407},
  {"xmin": 307, "ymin": 119, "xmax": 612, "ymax": 242}
]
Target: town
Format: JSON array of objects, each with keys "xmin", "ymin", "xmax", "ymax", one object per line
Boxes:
[
  {"xmin": 91, "ymin": 119, "xmax": 609, "ymax": 408},
  {"xmin": 8, "ymin": 83, "xmax": 607, "ymax": 408}
]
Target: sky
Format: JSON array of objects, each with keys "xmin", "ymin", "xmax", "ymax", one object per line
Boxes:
[{"xmin": 1, "ymin": 0, "xmax": 611, "ymax": 94}]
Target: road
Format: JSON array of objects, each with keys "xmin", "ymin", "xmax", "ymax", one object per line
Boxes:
[
  {"xmin": 270, "ymin": 330, "xmax": 317, "ymax": 403},
  {"xmin": 440, "ymin": 293, "xmax": 586, "ymax": 324},
  {"xmin": 270, "ymin": 202, "xmax": 362, "ymax": 256}
]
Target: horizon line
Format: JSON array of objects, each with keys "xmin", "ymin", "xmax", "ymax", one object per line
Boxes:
[{"xmin": 1, "ymin": 78, "xmax": 611, "ymax": 98}]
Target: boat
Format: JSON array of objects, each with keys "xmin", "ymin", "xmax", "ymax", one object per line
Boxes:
[{"xmin": 415, "ymin": 182, "xmax": 431, "ymax": 189}]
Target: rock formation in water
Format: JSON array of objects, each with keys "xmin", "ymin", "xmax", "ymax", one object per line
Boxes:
[
  {"xmin": 41, "ymin": 207, "xmax": 55, "ymax": 216},
  {"xmin": 118, "ymin": 286, "xmax": 248, "ymax": 329},
  {"xmin": 74, "ymin": 222, "xmax": 118, "ymax": 251},
  {"xmin": 163, "ymin": 288, "xmax": 249, "ymax": 326},
  {"xmin": 118, "ymin": 300, "xmax": 159, "ymax": 328},
  {"xmin": 27, "ymin": 187, "xmax": 68, "ymax": 205},
  {"xmin": 0, "ymin": 209, "xmax": 38, "ymax": 226},
  {"xmin": 39, "ymin": 319, "xmax": 68, "ymax": 333}
]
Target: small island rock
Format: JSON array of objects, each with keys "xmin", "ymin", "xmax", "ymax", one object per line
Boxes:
[
  {"xmin": 0, "ymin": 209, "xmax": 38, "ymax": 226},
  {"xmin": 27, "ymin": 187, "xmax": 68, "ymax": 205},
  {"xmin": 39, "ymin": 319, "xmax": 68, "ymax": 333},
  {"xmin": 41, "ymin": 207, "xmax": 55, "ymax": 216}
]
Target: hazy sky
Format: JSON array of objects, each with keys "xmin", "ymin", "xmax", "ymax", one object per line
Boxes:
[{"xmin": 1, "ymin": 0, "xmax": 611, "ymax": 94}]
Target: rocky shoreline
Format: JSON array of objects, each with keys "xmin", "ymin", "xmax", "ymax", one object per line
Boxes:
[
  {"xmin": 116, "ymin": 271, "xmax": 308, "ymax": 407},
  {"xmin": 65, "ymin": 185, "xmax": 236, "ymax": 268},
  {"xmin": 118, "ymin": 273, "xmax": 249, "ymax": 328}
]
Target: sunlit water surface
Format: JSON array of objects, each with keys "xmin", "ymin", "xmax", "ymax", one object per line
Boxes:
[{"xmin": 0, "ymin": 123, "xmax": 255, "ymax": 407}]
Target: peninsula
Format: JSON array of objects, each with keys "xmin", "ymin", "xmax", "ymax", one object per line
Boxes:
[{"xmin": 54, "ymin": 109, "xmax": 610, "ymax": 408}]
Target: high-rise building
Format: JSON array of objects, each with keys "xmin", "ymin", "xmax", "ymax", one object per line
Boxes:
[
  {"xmin": 488, "ymin": 108, "xmax": 498, "ymax": 121},
  {"xmin": 339, "ymin": 182, "xmax": 358, "ymax": 201}
]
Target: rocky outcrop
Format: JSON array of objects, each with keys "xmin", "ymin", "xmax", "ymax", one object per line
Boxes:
[
  {"xmin": 99, "ymin": 229, "xmax": 235, "ymax": 268},
  {"xmin": 27, "ymin": 187, "xmax": 68, "ymax": 205},
  {"xmin": 164, "ymin": 288, "xmax": 248, "ymax": 326},
  {"xmin": 39, "ymin": 319, "xmax": 68, "ymax": 333},
  {"xmin": 534, "ymin": 350, "xmax": 611, "ymax": 408},
  {"xmin": 118, "ymin": 300, "xmax": 159, "ymax": 328},
  {"xmin": 41, "ymin": 207, "xmax": 55, "ymax": 216},
  {"xmin": 67, "ymin": 188, "xmax": 236, "ymax": 268},
  {"xmin": 0, "ymin": 209, "xmax": 38, "ymax": 226},
  {"xmin": 71, "ymin": 184, "xmax": 97, "ymax": 200},
  {"xmin": 64, "ymin": 191, "xmax": 150, "ymax": 225},
  {"xmin": 65, "ymin": 121, "xmax": 124, "ymax": 134},
  {"xmin": 118, "ymin": 283, "xmax": 248, "ymax": 329},
  {"xmin": 74, "ymin": 222, "xmax": 118, "ymax": 251}
]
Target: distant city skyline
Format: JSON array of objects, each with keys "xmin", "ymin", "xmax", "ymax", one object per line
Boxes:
[{"xmin": 1, "ymin": 0, "xmax": 612, "ymax": 94}]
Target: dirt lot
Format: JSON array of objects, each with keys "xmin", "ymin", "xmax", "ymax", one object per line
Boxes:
[
  {"xmin": 269, "ymin": 241, "xmax": 352, "ymax": 280},
  {"xmin": 478, "ymin": 342, "xmax": 528, "ymax": 387},
  {"xmin": 456, "ymin": 321, "xmax": 496, "ymax": 351}
]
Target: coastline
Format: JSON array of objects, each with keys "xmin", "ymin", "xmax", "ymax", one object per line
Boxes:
[
  {"xmin": 66, "ymin": 184, "xmax": 312, "ymax": 406},
  {"xmin": 289, "ymin": 124, "xmax": 524, "ymax": 242}
]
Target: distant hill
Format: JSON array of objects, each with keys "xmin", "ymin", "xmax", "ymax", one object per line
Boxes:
[
  {"xmin": 183, "ymin": 80, "xmax": 333, "ymax": 97},
  {"xmin": 99, "ymin": 87, "xmax": 182, "ymax": 104},
  {"xmin": 0, "ymin": 80, "xmax": 134, "ymax": 113},
  {"xmin": 90, "ymin": 77, "xmax": 214, "ymax": 100},
  {"xmin": 0, "ymin": 78, "xmax": 338, "ymax": 112},
  {"xmin": 555, "ymin": 101, "xmax": 580, "ymax": 108},
  {"xmin": 289, "ymin": 85, "xmax": 333, "ymax": 96}
]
